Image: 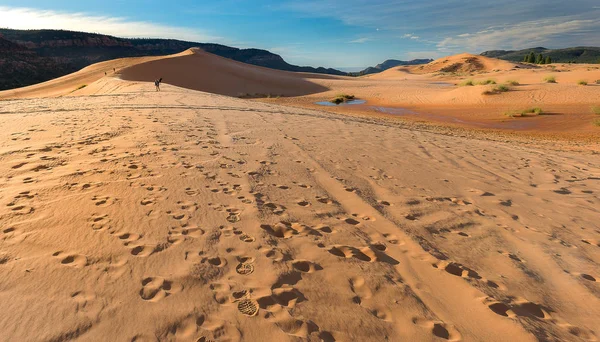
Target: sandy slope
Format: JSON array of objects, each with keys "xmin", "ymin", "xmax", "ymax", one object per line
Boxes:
[
  {"xmin": 1, "ymin": 75, "xmax": 599, "ymax": 341},
  {"xmin": 119, "ymin": 48, "xmax": 332, "ymax": 97},
  {"xmin": 0, "ymin": 50, "xmax": 194, "ymax": 99}
]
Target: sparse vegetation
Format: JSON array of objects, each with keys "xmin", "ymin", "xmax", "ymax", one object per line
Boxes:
[
  {"xmin": 477, "ymin": 79, "xmax": 496, "ymax": 85},
  {"xmin": 543, "ymin": 75, "xmax": 556, "ymax": 83},
  {"xmin": 482, "ymin": 84, "xmax": 510, "ymax": 95},
  {"xmin": 330, "ymin": 94, "xmax": 355, "ymax": 104},
  {"xmin": 505, "ymin": 80, "xmax": 520, "ymax": 86},
  {"xmin": 69, "ymin": 84, "xmax": 87, "ymax": 93},
  {"xmin": 578, "ymin": 80, "xmax": 588, "ymax": 86},
  {"xmin": 458, "ymin": 79, "xmax": 474, "ymax": 86},
  {"xmin": 594, "ymin": 118, "xmax": 600, "ymax": 127},
  {"xmin": 522, "ymin": 107, "xmax": 544, "ymax": 115},
  {"xmin": 596, "ymin": 80, "xmax": 600, "ymax": 84},
  {"xmin": 592, "ymin": 106, "xmax": 600, "ymax": 115},
  {"xmin": 504, "ymin": 107, "xmax": 544, "ymax": 118}
]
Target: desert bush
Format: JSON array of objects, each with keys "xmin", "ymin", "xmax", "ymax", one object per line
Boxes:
[
  {"xmin": 522, "ymin": 107, "xmax": 544, "ymax": 115},
  {"xmin": 505, "ymin": 107, "xmax": 544, "ymax": 117},
  {"xmin": 483, "ymin": 84, "xmax": 510, "ymax": 95},
  {"xmin": 477, "ymin": 79, "xmax": 496, "ymax": 85},
  {"xmin": 594, "ymin": 118, "xmax": 600, "ymax": 127},
  {"xmin": 505, "ymin": 80, "xmax": 520, "ymax": 86},
  {"xmin": 595, "ymin": 80, "xmax": 600, "ymax": 84},
  {"xmin": 330, "ymin": 94, "xmax": 355, "ymax": 104},
  {"xmin": 495, "ymin": 84, "xmax": 510, "ymax": 92},
  {"xmin": 578, "ymin": 80, "xmax": 588, "ymax": 86},
  {"xmin": 592, "ymin": 106, "xmax": 600, "ymax": 115},
  {"xmin": 459, "ymin": 79, "xmax": 474, "ymax": 86},
  {"xmin": 544, "ymin": 75, "xmax": 556, "ymax": 83}
]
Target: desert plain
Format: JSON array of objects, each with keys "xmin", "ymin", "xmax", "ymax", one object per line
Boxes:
[{"xmin": 0, "ymin": 48, "xmax": 599, "ymax": 341}]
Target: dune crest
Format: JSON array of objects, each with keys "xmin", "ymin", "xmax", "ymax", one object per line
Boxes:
[{"xmin": 119, "ymin": 48, "xmax": 330, "ymax": 97}]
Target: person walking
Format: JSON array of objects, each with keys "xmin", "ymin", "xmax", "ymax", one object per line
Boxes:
[{"xmin": 155, "ymin": 78, "xmax": 162, "ymax": 91}]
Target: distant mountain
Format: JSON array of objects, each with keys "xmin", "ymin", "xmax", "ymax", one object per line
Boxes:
[
  {"xmin": 353, "ymin": 58, "xmax": 433, "ymax": 76},
  {"xmin": 0, "ymin": 36, "xmax": 73, "ymax": 91},
  {"xmin": 0, "ymin": 29, "xmax": 347, "ymax": 91},
  {"xmin": 481, "ymin": 47, "xmax": 600, "ymax": 64}
]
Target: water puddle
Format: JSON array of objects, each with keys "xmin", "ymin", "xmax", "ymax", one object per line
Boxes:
[{"xmin": 315, "ymin": 99, "xmax": 367, "ymax": 106}]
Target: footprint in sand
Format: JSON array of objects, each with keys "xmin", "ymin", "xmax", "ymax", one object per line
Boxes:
[
  {"xmin": 262, "ymin": 202, "xmax": 286, "ymax": 215},
  {"xmin": 197, "ymin": 316, "xmax": 241, "ymax": 341},
  {"xmin": 91, "ymin": 195, "xmax": 117, "ymax": 207},
  {"xmin": 239, "ymin": 233, "xmax": 255, "ymax": 243},
  {"xmin": 315, "ymin": 196, "xmax": 334, "ymax": 205},
  {"xmin": 349, "ymin": 276, "xmax": 372, "ymax": 304},
  {"xmin": 498, "ymin": 250, "xmax": 525, "ymax": 263},
  {"xmin": 139, "ymin": 276, "xmax": 182, "ymax": 302},
  {"xmin": 53, "ymin": 251, "xmax": 88, "ymax": 268},
  {"xmin": 483, "ymin": 297, "xmax": 551, "ymax": 320},
  {"xmin": 1, "ymin": 227, "xmax": 28, "ymax": 243},
  {"xmin": 114, "ymin": 231, "xmax": 142, "ymax": 246},
  {"xmin": 140, "ymin": 198, "xmax": 156, "ymax": 206},
  {"xmin": 297, "ymin": 200, "xmax": 311, "ymax": 207},
  {"xmin": 128, "ymin": 244, "xmax": 156, "ymax": 257},
  {"xmin": 261, "ymin": 222, "xmax": 299, "ymax": 239},
  {"xmin": 236, "ymin": 262, "xmax": 255, "ymax": 275},
  {"xmin": 433, "ymin": 261, "xmax": 482, "ymax": 280},
  {"xmin": 412, "ymin": 318, "xmax": 462, "ymax": 341},
  {"xmin": 168, "ymin": 226, "xmax": 205, "ymax": 244},
  {"xmin": 167, "ymin": 211, "xmax": 189, "ymax": 222},
  {"xmin": 329, "ymin": 245, "xmax": 399, "ymax": 265},
  {"xmin": 7, "ymin": 204, "xmax": 34, "ymax": 215},
  {"xmin": 292, "ymin": 260, "xmax": 322, "ymax": 273},
  {"xmin": 226, "ymin": 208, "xmax": 241, "ymax": 223},
  {"xmin": 261, "ymin": 247, "xmax": 284, "ymax": 262},
  {"xmin": 11, "ymin": 162, "xmax": 28, "ymax": 169},
  {"xmin": 89, "ymin": 213, "xmax": 111, "ymax": 231}
]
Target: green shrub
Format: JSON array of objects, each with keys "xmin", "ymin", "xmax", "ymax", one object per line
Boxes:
[
  {"xmin": 595, "ymin": 80, "xmax": 600, "ymax": 85},
  {"xmin": 592, "ymin": 106, "xmax": 600, "ymax": 115},
  {"xmin": 459, "ymin": 79, "xmax": 474, "ymax": 86},
  {"xmin": 495, "ymin": 84, "xmax": 510, "ymax": 92},
  {"xmin": 522, "ymin": 107, "xmax": 543, "ymax": 115},
  {"xmin": 505, "ymin": 80, "xmax": 520, "ymax": 86},
  {"xmin": 477, "ymin": 79, "xmax": 496, "ymax": 85},
  {"xmin": 544, "ymin": 75, "xmax": 556, "ymax": 83},
  {"xmin": 330, "ymin": 94, "xmax": 355, "ymax": 104},
  {"xmin": 594, "ymin": 118, "xmax": 600, "ymax": 127},
  {"xmin": 578, "ymin": 80, "xmax": 588, "ymax": 86},
  {"xmin": 483, "ymin": 84, "xmax": 510, "ymax": 95}
]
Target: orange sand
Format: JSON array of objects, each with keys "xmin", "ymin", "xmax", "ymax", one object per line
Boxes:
[{"xmin": 0, "ymin": 49, "xmax": 599, "ymax": 341}]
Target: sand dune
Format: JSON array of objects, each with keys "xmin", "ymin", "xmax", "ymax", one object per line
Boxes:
[
  {"xmin": 0, "ymin": 49, "xmax": 599, "ymax": 341},
  {"xmin": 0, "ymin": 51, "xmax": 193, "ymax": 99},
  {"xmin": 120, "ymin": 48, "xmax": 331, "ymax": 97}
]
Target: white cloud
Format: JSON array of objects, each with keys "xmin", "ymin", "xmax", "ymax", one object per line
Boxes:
[
  {"xmin": 438, "ymin": 17, "xmax": 600, "ymax": 52},
  {"xmin": 0, "ymin": 6, "xmax": 222, "ymax": 42},
  {"xmin": 401, "ymin": 34, "xmax": 420, "ymax": 40},
  {"xmin": 349, "ymin": 37, "xmax": 371, "ymax": 43}
]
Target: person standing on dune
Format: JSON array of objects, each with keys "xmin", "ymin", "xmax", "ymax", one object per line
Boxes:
[{"xmin": 155, "ymin": 78, "xmax": 162, "ymax": 91}]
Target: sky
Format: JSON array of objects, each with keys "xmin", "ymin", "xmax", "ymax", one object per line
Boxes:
[{"xmin": 0, "ymin": 0, "xmax": 599, "ymax": 70}]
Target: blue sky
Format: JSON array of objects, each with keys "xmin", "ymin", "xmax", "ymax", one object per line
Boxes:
[{"xmin": 1, "ymin": 0, "xmax": 599, "ymax": 70}]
